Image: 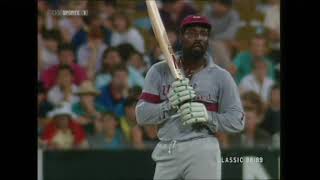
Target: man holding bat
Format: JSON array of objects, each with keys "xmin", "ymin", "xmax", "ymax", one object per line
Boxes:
[{"xmin": 135, "ymin": 15, "xmax": 245, "ymax": 180}]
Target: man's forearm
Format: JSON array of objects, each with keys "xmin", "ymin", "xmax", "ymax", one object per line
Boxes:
[
  {"xmin": 135, "ymin": 100, "xmax": 171, "ymax": 125},
  {"xmin": 207, "ymin": 110, "xmax": 244, "ymax": 133}
]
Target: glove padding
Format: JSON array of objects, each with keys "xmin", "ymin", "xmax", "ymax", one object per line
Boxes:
[
  {"xmin": 167, "ymin": 78, "xmax": 196, "ymax": 109},
  {"xmin": 179, "ymin": 102, "xmax": 208, "ymax": 126}
]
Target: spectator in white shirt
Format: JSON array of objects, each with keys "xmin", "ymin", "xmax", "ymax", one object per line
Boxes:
[
  {"xmin": 48, "ymin": 65, "xmax": 79, "ymax": 106},
  {"xmin": 39, "ymin": 30, "xmax": 61, "ymax": 72},
  {"xmin": 77, "ymin": 28, "xmax": 108, "ymax": 80},
  {"xmin": 239, "ymin": 58, "xmax": 274, "ymax": 102},
  {"xmin": 110, "ymin": 11, "xmax": 145, "ymax": 54}
]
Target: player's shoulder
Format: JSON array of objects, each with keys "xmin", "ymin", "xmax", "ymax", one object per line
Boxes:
[
  {"xmin": 148, "ymin": 60, "xmax": 170, "ymax": 74},
  {"xmin": 210, "ymin": 64, "xmax": 235, "ymax": 84},
  {"xmin": 212, "ymin": 64, "xmax": 231, "ymax": 76}
]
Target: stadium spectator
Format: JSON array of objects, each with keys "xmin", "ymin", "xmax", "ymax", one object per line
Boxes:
[
  {"xmin": 84, "ymin": 12, "xmax": 113, "ymax": 46},
  {"xmin": 68, "ymin": 16, "xmax": 88, "ymax": 51},
  {"xmin": 131, "ymin": 126, "xmax": 145, "ymax": 150},
  {"xmin": 241, "ymin": 91, "xmax": 266, "ymax": 122},
  {"xmin": 95, "ymin": 47, "xmax": 122, "ymax": 89},
  {"xmin": 95, "ymin": 47, "xmax": 144, "ymax": 89},
  {"xmin": 38, "ymin": 81, "xmax": 54, "ymax": 137},
  {"xmin": 216, "ymin": 132, "xmax": 230, "ymax": 149},
  {"xmin": 116, "ymin": 43, "xmax": 136, "ymax": 62},
  {"xmin": 239, "ymin": 58, "xmax": 274, "ymax": 102},
  {"xmin": 203, "ymin": 0, "xmax": 240, "ymax": 41},
  {"xmin": 229, "ymin": 91, "xmax": 271, "ymax": 148},
  {"xmin": 168, "ymin": 28, "xmax": 180, "ymax": 51},
  {"xmin": 77, "ymin": 28, "xmax": 108, "ymax": 80},
  {"xmin": 41, "ymin": 43, "xmax": 88, "ymax": 89},
  {"xmin": 38, "ymin": 0, "xmax": 59, "ymax": 31},
  {"xmin": 127, "ymin": 50, "xmax": 147, "ymax": 76},
  {"xmin": 38, "ymin": 29, "xmax": 61, "ymax": 72},
  {"xmin": 142, "ymin": 125, "xmax": 159, "ymax": 149},
  {"xmin": 230, "ymin": 109, "xmax": 271, "ymax": 148},
  {"xmin": 116, "ymin": 86, "xmax": 145, "ymax": 150},
  {"xmin": 160, "ymin": 0, "xmax": 198, "ymax": 32},
  {"xmin": 42, "ymin": 102, "xmax": 89, "ymax": 150},
  {"xmin": 116, "ymin": 43, "xmax": 148, "ymax": 82},
  {"xmin": 148, "ymin": 45, "xmax": 163, "ymax": 65},
  {"xmin": 96, "ymin": 64, "xmax": 129, "ymax": 118},
  {"xmin": 260, "ymin": 84, "xmax": 280, "ymax": 136},
  {"xmin": 232, "ymin": 34, "xmax": 275, "ymax": 84},
  {"xmin": 88, "ymin": 112, "xmax": 126, "ymax": 149},
  {"xmin": 203, "ymin": 0, "xmax": 240, "ymax": 69},
  {"xmin": 110, "ymin": 11, "xmax": 145, "ymax": 53},
  {"xmin": 38, "ymin": 81, "xmax": 54, "ymax": 120},
  {"xmin": 118, "ymin": 99, "xmax": 140, "ymax": 143},
  {"xmin": 264, "ymin": 0, "xmax": 280, "ymax": 64},
  {"xmin": 58, "ymin": 0, "xmax": 88, "ymax": 45},
  {"xmin": 58, "ymin": 17, "xmax": 75, "ymax": 44},
  {"xmin": 99, "ymin": 0, "xmax": 117, "ymax": 30},
  {"xmin": 47, "ymin": 65, "xmax": 79, "ymax": 106},
  {"xmin": 72, "ymin": 80, "xmax": 106, "ymax": 134}
]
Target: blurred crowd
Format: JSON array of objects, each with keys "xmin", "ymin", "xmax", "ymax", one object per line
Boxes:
[{"xmin": 38, "ymin": 0, "xmax": 280, "ymax": 150}]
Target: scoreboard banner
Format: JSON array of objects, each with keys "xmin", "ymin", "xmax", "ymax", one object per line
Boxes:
[{"xmin": 43, "ymin": 148, "xmax": 280, "ymax": 180}]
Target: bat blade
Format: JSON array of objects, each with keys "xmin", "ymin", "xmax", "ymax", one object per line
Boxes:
[{"xmin": 146, "ymin": 0, "xmax": 184, "ymax": 80}]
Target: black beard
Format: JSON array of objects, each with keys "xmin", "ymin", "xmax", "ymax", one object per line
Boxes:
[
  {"xmin": 183, "ymin": 47, "xmax": 206, "ymax": 61},
  {"xmin": 191, "ymin": 48, "xmax": 205, "ymax": 59}
]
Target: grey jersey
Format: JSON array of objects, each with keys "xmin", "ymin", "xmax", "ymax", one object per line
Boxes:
[{"xmin": 135, "ymin": 52, "xmax": 245, "ymax": 142}]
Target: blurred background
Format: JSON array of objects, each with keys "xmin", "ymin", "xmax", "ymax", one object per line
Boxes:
[{"xmin": 37, "ymin": 0, "xmax": 280, "ymax": 179}]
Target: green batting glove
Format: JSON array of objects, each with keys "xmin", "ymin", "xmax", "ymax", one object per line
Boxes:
[
  {"xmin": 167, "ymin": 78, "xmax": 196, "ymax": 109},
  {"xmin": 179, "ymin": 102, "xmax": 209, "ymax": 126}
]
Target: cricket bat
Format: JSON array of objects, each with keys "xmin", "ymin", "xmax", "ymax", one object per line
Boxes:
[{"xmin": 145, "ymin": 0, "xmax": 184, "ymax": 80}]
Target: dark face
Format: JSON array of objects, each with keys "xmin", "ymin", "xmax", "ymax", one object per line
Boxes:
[
  {"xmin": 44, "ymin": 39, "xmax": 58, "ymax": 52},
  {"xmin": 112, "ymin": 70, "xmax": 129, "ymax": 90},
  {"xmin": 102, "ymin": 115, "xmax": 117, "ymax": 135},
  {"xmin": 54, "ymin": 115, "xmax": 70, "ymax": 129},
  {"xmin": 103, "ymin": 51, "xmax": 122, "ymax": 70},
  {"xmin": 113, "ymin": 16, "xmax": 129, "ymax": 32},
  {"xmin": 59, "ymin": 50, "xmax": 75, "ymax": 65},
  {"xmin": 80, "ymin": 94, "xmax": 95, "ymax": 106},
  {"xmin": 57, "ymin": 69, "xmax": 73, "ymax": 87},
  {"xmin": 181, "ymin": 26, "xmax": 210, "ymax": 59},
  {"xmin": 128, "ymin": 53, "xmax": 144, "ymax": 69},
  {"xmin": 250, "ymin": 37, "xmax": 267, "ymax": 58}
]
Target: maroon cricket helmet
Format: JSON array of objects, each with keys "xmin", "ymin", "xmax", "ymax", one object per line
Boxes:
[{"xmin": 180, "ymin": 15, "xmax": 212, "ymax": 32}]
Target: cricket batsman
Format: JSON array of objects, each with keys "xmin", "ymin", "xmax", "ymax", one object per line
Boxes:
[{"xmin": 135, "ymin": 15, "xmax": 245, "ymax": 180}]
